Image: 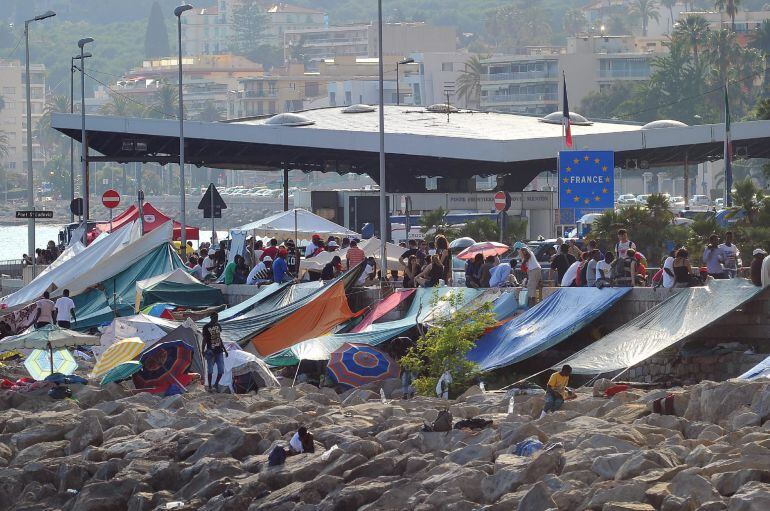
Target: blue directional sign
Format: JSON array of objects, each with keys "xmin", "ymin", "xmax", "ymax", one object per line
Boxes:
[{"xmin": 559, "ymin": 150, "xmax": 615, "ymax": 211}]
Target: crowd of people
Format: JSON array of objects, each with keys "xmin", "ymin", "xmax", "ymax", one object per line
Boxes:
[{"xmin": 22, "ymin": 240, "xmax": 62, "ymax": 267}]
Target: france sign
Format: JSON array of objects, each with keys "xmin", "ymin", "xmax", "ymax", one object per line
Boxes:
[{"xmin": 559, "ymin": 150, "xmax": 614, "ymax": 211}]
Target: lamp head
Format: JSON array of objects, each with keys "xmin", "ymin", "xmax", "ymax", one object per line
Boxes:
[
  {"xmin": 175, "ymin": 4, "xmax": 194, "ymax": 16},
  {"xmin": 78, "ymin": 37, "xmax": 94, "ymax": 49},
  {"xmin": 34, "ymin": 11, "xmax": 56, "ymax": 21},
  {"xmin": 73, "ymin": 53, "xmax": 92, "ymax": 60},
  {"xmin": 399, "ymin": 58, "xmax": 415, "ymax": 65}
]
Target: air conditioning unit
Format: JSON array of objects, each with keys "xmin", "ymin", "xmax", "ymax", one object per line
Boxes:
[
  {"xmin": 625, "ymin": 159, "xmax": 638, "ymax": 169},
  {"xmin": 736, "ymin": 146, "xmax": 748, "ymax": 158},
  {"xmin": 639, "ymin": 160, "xmax": 650, "ymax": 170}
]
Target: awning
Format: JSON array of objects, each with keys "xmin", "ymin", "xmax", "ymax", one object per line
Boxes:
[
  {"xmin": 96, "ymin": 202, "xmax": 199, "ymax": 241},
  {"xmin": 301, "ymin": 238, "xmax": 405, "ymax": 273},
  {"xmin": 560, "ymin": 279, "xmax": 766, "ymax": 375},
  {"xmin": 238, "ymin": 208, "xmax": 359, "ymax": 239},
  {"xmin": 468, "ymin": 287, "xmax": 631, "ymax": 371}
]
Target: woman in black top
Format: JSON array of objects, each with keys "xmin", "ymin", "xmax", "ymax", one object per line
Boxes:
[
  {"xmin": 673, "ymin": 248, "xmax": 693, "ymax": 287},
  {"xmin": 435, "ymin": 235, "xmax": 452, "ymax": 285},
  {"xmin": 321, "ymin": 256, "xmax": 342, "ymax": 280}
]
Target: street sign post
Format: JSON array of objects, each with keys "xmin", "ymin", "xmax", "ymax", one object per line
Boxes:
[
  {"xmin": 494, "ymin": 191, "xmax": 511, "ymax": 242},
  {"xmin": 16, "ymin": 210, "xmax": 53, "ymax": 219},
  {"xmin": 102, "ymin": 189, "xmax": 120, "ymax": 232},
  {"xmin": 198, "ymin": 183, "xmax": 227, "ymax": 244},
  {"xmin": 70, "ymin": 198, "xmax": 83, "ymax": 217}
]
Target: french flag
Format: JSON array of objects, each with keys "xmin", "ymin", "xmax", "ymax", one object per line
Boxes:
[{"xmin": 562, "ymin": 72, "xmax": 573, "ymax": 148}]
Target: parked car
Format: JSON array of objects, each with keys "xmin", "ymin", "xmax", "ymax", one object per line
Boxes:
[
  {"xmin": 715, "ymin": 198, "xmax": 724, "ymax": 208},
  {"xmin": 616, "ymin": 194, "xmax": 638, "ymax": 207},
  {"xmin": 636, "ymin": 194, "xmax": 650, "ymax": 205}
]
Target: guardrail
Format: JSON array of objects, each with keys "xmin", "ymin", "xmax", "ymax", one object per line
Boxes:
[{"xmin": 0, "ymin": 259, "xmax": 24, "ymax": 279}]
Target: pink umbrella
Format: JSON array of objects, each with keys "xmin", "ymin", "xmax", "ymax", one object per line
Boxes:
[{"xmin": 457, "ymin": 241, "xmax": 510, "ymax": 260}]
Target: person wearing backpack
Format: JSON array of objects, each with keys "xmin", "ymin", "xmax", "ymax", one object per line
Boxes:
[
  {"xmin": 615, "ymin": 250, "xmax": 637, "ymax": 287},
  {"xmin": 615, "ymin": 229, "xmax": 636, "ymax": 260}
]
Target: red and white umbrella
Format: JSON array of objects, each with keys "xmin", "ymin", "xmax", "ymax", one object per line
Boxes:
[{"xmin": 457, "ymin": 241, "xmax": 510, "ymax": 260}]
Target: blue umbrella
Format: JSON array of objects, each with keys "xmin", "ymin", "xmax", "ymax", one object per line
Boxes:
[
  {"xmin": 101, "ymin": 361, "xmax": 143, "ymax": 386},
  {"xmin": 327, "ymin": 343, "xmax": 399, "ymax": 388}
]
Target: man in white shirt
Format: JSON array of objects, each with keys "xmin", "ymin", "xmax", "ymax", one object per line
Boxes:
[
  {"xmin": 247, "ymin": 256, "xmax": 273, "ymax": 285},
  {"xmin": 305, "ymin": 234, "xmax": 321, "ymax": 258},
  {"xmin": 200, "ymin": 248, "xmax": 215, "ymax": 277},
  {"xmin": 762, "ymin": 251, "xmax": 770, "ymax": 288},
  {"xmin": 615, "ymin": 229, "xmax": 636, "ymax": 260},
  {"xmin": 34, "ymin": 291, "xmax": 56, "ymax": 328},
  {"xmin": 719, "ymin": 231, "xmax": 740, "ymax": 278},
  {"xmin": 560, "ymin": 260, "xmax": 581, "ymax": 287},
  {"xmin": 662, "ymin": 251, "xmax": 676, "ymax": 289},
  {"xmin": 54, "ymin": 289, "xmax": 76, "ymax": 328},
  {"xmin": 595, "ymin": 252, "xmax": 614, "ymax": 287}
]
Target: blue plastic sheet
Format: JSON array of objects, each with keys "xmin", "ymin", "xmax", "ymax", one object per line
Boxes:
[
  {"xmin": 468, "ymin": 287, "xmax": 631, "ymax": 371},
  {"xmin": 738, "ymin": 355, "xmax": 770, "ymax": 380}
]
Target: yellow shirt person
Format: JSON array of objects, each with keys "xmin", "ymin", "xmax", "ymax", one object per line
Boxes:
[{"xmin": 540, "ymin": 365, "xmax": 573, "ymax": 418}]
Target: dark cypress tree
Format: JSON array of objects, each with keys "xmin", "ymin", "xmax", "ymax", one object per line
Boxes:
[{"xmin": 144, "ymin": 1, "xmax": 171, "ymax": 59}]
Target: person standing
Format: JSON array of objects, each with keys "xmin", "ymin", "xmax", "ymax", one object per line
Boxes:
[
  {"xmin": 661, "ymin": 249, "xmax": 676, "ymax": 289},
  {"xmin": 615, "ymin": 229, "xmax": 636, "ymax": 260},
  {"xmin": 435, "ymin": 235, "xmax": 452, "ymax": 285},
  {"xmin": 520, "ymin": 247, "xmax": 542, "ymax": 306},
  {"xmin": 479, "ymin": 255, "xmax": 496, "ymax": 288},
  {"xmin": 247, "ymin": 256, "xmax": 273, "ymax": 285},
  {"xmin": 345, "ymin": 240, "xmax": 366, "ymax": 269},
  {"xmin": 272, "ymin": 249, "xmax": 291, "ymax": 283},
  {"xmin": 567, "ymin": 239, "xmax": 582, "ymax": 261},
  {"xmin": 761, "ymin": 248, "xmax": 770, "ymax": 288},
  {"xmin": 202, "ymin": 313, "xmax": 228, "ymax": 392},
  {"xmin": 673, "ymin": 248, "xmax": 694, "ymax": 287},
  {"xmin": 305, "ymin": 234, "xmax": 320, "ymax": 258},
  {"xmin": 33, "ymin": 292, "xmax": 56, "ymax": 328},
  {"xmin": 586, "ymin": 250, "xmax": 600, "ymax": 287},
  {"xmin": 703, "ymin": 234, "xmax": 726, "ymax": 279},
  {"xmin": 595, "ymin": 252, "xmax": 614, "ymax": 288},
  {"xmin": 615, "ymin": 249, "xmax": 637, "ymax": 287},
  {"xmin": 54, "ymin": 290, "xmax": 76, "ymax": 328},
  {"xmin": 552, "ymin": 244, "xmax": 576, "ymax": 286},
  {"xmin": 719, "ymin": 231, "xmax": 740, "ymax": 278},
  {"xmin": 750, "ymin": 249, "xmax": 766, "ymax": 286},
  {"xmin": 539, "ymin": 365, "xmax": 573, "ymax": 418}
]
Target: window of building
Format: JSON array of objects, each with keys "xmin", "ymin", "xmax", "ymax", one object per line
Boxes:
[
  {"xmin": 329, "ymin": 91, "xmax": 336, "ymax": 107},
  {"xmin": 441, "ymin": 62, "xmax": 453, "ymax": 72},
  {"xmin": 268, "ymin": 100, "xmax": 276, "ymax": 114},
  {"xmin": 345, "ymin": 91, "xmax": 352, "ymax": 105},
  {"xmin": 2, "ymin": 86, "xmax": 14, "ymax": 95}
]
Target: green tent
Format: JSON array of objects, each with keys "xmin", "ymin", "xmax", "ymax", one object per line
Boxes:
[{"xmin": 141, "ymin": 280, "xmax": 224, "ymax": 309}]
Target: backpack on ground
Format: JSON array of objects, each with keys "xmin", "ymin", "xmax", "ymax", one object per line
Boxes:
[
  {"xmin": 268, "ymin": 445, "xmax": 287, "ymax": 466},
  {"xmin": 424, "ymin": 409, "xmax": 453, "ymax": 432}
]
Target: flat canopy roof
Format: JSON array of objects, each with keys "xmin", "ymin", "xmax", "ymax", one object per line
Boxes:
[{"xmin": 51, "ymin": 106, "xmax": 770, "ymax": 192}]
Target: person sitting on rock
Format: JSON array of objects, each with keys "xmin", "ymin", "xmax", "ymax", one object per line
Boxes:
[
  {"xmin": 539, "ymin": 365, "xmax": 573, "ymax": 419},
  {"xmin": 289, "ymin": 426, "xmax": 315, "ymax": 455}
]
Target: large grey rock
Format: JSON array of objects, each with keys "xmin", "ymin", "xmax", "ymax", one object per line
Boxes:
[
  {"xmin": 727, "ymin": 481, "xmax": 770, "ymax": 511},
  {"xmin": 516, "ymin": 481, "xmax": 556, "ymax": 511},
  {"xmin": 592, "ymin": 453, "xmax": 634, "ymax": 480},
  {"xmin": 68, "ymin": 413, "xmax": 103, "ymax": 454},
  {"xmin": 712, "ymin": 470, "xmax": 766, "ymax": 497},
  {"xmin": 615, "ymin": 449, "xmax": 678, "ymax": 480},
  {"xmin": 669, "ymin": 470, "xmax": 721, "ymax": 506},
  {"xmin": 11, "ymin": 440, "xmax": 69, "ymax": 466},
  {"xmin": 481, "ymin": 447, "xmax": 564, "ymax": 502},
  {"xmin": 586, "ymin": 481, "xmax": 647, "ymax": 510},
  {"xmin": 188, "ymin": 426, "xmax": 262, "ymax": 462}
]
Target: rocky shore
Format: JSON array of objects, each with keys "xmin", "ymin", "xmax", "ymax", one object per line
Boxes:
[{"xmin": 1, "ymin": 377, "xmax": 770, "ymax": 511}]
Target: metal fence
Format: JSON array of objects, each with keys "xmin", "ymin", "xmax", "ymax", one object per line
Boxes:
[{"xmin": 0, "ymin": 259, "xmax": 24, "ymax": 279}]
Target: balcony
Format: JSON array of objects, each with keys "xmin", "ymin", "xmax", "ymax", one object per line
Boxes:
[
  {"xmin": 598, "ymin": 69, "xmax": 650, "ymax": 79},
  {"xmin": 483, "ymin": 70, "xmax": 556, "ymax": 82},
  {"xmin": 484, "ymin": 92, "xmax": 558, "ymax": 104},
  {"xmin": 244, "ymin": 90, "xmax": 278, "ymax": 98}
]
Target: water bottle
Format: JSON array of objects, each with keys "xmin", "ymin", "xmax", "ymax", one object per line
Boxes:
[
  {"xmin": 479, "ymin": 381, "xmax": 486, "ymax": 393},
  {"xmin": 507, "ymin": 395, "xmax": 515, "ymax": 414},
  {"xmin": 380, "ymin": 388, "xmax": 387, "ymax": 404}
]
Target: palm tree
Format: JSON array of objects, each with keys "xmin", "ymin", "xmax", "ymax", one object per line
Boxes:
[
  {"xmin": 36, "ymin": 95, "xmax": 70, "ymax": 160},
  {"xmin": 749, "ymin": 20, "xmax": 770, "ymax": 90},
  {"xmin": 456, "ymin": 55, "xmax": 486, "ymax": 110},
  {"xmin": 147, "ymin": 84, "xmax": 178, "ymax": 119},
  {"xmin": 100, "ymin": 93, "xmax": 145, "ymax": 117},
  {"xmin": 631, "ymin": 0, "xmax": 661, "ymax": 37},
  {"xmin": 674, "ymin": 15, "xmax": 710, "ymax": 68},
  {"xmin": 714, "ymin": 0, "xmax": 741, "ymax": 32},
  {"xmin": 419, "ymin": 208, "xmax": 458, "ymax": 237},
  {"xmin": 195, "ymin": 101, "xmax": 226, "ymax": 122},
  {"xmin": 732, "ymin": 178, "xmax": 765, "ymax": 223},
  {"xmin": 661, "ymin": 0, "xmax": 677, "ymax": 33},
  {"xmin": 645, "ymin": 193, "xmax": 674, "ymax": 222}
]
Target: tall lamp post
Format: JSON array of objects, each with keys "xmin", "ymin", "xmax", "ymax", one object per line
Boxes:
[
  {"xmin": 78, "ymin": 37, "xmax": 94, "ymax": 243},
  {"xmin": 175, "ymin": 4, "xmax": 193, "ymax": 259},
  {"xmin": 377, "ymin": 0, "xmax": 386, "ymax": 278},
  {"xmin": 24, "ymin": 10, "xmax": 56, "ymax": 277},
  {"xmin": 70, "ymin": 52, "xmax": 91, "ymax": 223},
  {"xmin": 395, "ymin": 57, "xmax": 414, "ymax": 106}
]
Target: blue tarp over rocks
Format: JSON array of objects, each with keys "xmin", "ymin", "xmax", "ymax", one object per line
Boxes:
[
  {"xmin": 468, "ymin": 287, "xmax": 631, "ymax": 371},
  {"xmin": 738, "ymin": 355, "xmax": 770, "ymax": 380},
  {"xmin": 559, "ymin": 279, "xmax": 766, "ymax": 375}
]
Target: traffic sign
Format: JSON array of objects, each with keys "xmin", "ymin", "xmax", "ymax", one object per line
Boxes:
[
  {"xmin": 198, "ymin": 183, "xmax": 227, "ymax": 219},
  {"xmin": 70, "ymin": 198, "xmax": 83, "ymax": 217},
  {"xmin": 494, "ymin": 191, "xmax": 511, "ymax": 212},
  {"xmin": 16, "ymin": 210, "xmax": 53, "ymax": 219},
  {"xmin": 102, "ymin": 189, "xmax": 121, "ymax": 209}
]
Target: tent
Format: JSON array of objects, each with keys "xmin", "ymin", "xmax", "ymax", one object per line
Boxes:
[
  {"xmin": 1, "ymin": 221, "xmax": 175, "ymax": 308},
  {"xmin": 238, "ymin": 208, "xmax": 359, "ymax": 239},
  {"xmin": 94, "ymin": 202, "xmax": 199, "ymax": 241},
  {"xmin": 301, "ymin": 238, "xmax": 405, "ymax": 273},
  {"xmin": 135, "ymin": 268, "xmax": 224, "ymax": 312},
  {"xmin": 214, "ymin": 346, "xmax": 279, "ymax": 392},
  {"xmin": 559, "ymin": 279, "xmax": 766, "ymax": 375},
  {"xmin": 96, "ymin": 313, "xmax": 179, "ymax": 356},
  {"xmin": 468, "ymin": 287, "xmax": 631, "ymax": 371}
]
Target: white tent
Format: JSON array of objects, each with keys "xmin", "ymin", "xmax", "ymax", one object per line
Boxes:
[
  {"xmin": 39, "ymin": 241, "xmax": 86, "ymax": 277},
  {"xmin": 300, "ymin": 237, "xmax": 404, "ymax": 273},
  {"xmin": 134, "ymin": 268, "xmax": 199, "ymax": 311},
  {"xmin": 96, "ymin": 313, "xmax": 179, "ymax": 357},
  {"xmin": 214, "ymin": 346, "xmax": 280, "ymax": 392},
  {"xmin": 238, "ymin": 208, "xmax": 359, "ymax": 239}
]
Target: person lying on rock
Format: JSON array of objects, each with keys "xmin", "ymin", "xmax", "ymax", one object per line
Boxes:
[
  {"xmin": 289, "ymin": 426, "xmax": 315, "ymax": 455},
  {"xmin": 539, "ymin": 365, "xmax": 575, "ymax": 419}
]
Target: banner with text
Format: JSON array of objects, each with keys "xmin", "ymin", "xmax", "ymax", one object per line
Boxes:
[{"xmin": 559, "ymin": 150, "xmax": 614, "ymax": 212}]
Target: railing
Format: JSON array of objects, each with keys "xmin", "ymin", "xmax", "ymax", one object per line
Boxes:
[
  {"xmin": 486, "ymin": 93, "xmax": 558, "ymax": 103},
  {"xmin": 483, "ymin": 70, "xmax": 556, "ymax": 81},
  {"xmin": 599, "ymin": 69, "xmax": 650, "ymax": 79},
  {"xmin": 0, "ymin": 259, "xmax": 25, "ymax": 279}
]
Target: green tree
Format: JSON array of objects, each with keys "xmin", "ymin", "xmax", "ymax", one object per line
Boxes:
[
  {"xmin": 230, "ymin": 0, "xmax": 268, "ymax": 61},
  {"xmin": 732, "ymin": 178, "xmax": 765, "ymax": 223},
  {"xmin": 420, "ymin": 208, "xmax": 458, "ymax": 237},
  {"xmin": 456, "ymin": 55, "xmax": 486, "ymax": 109},
  {"xmin": 631, "ymin": 0, "xmax": 661, "ymax": 37},
  {"xmin": 715, "ymin": 0, "xmax": 741, "ymax": 32},
  {"xmin": 144, "ymin": 0, "xmax": 171, "ymax": 59},
  {"xmin": 661, "ymin": 0, "xmax": 677, "ymax": 32},
  {"xmin": 579, "ymin": 82, "xmax": 635, "ymax": 119},
  {"xmin": 674, "ymin": 15, "xmax": 710, "ymax": 68},
  {"xmin": 457, "ymin": 217, "xmax": 499, "ymax": 241},
  {"xmin": 147, "ymin": 84, "xmax": 178, "ymax": 119},
  {"xmin": 401, "ymin": 292, "xmax": 495, "ymax": 397},
  {"xmin": 100, "ymin": 93, "xmax": 146, "ymax": 117},
  {"xmin": 195, "ymin": 102, "xmax": 226, "ymax": 122},
  {"xmin": 748, "ymin": 20, "xmax": 770, "ymax": 90}
]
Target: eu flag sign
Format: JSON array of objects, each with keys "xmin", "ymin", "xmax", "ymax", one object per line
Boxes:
[{"xmin": 559, "ymin": 150, "xmax": 615, "ymax": 211}]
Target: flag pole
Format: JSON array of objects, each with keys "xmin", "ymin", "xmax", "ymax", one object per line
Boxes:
[{"xmin": 724, "ymin": 81, "xmax": 732, "ymax": 207}]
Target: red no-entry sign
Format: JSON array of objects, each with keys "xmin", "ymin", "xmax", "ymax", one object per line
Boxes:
[
  {"xmin": 102, "ymin": 189, "xmax": 120, "ymax": 209},
  {"xmin": 494, "ymin": 191, "xmax": 507, "ymax": 212}
]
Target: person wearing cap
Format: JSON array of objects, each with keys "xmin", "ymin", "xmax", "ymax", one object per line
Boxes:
[
  {"xmin": 327, "ymin": 240, "xmax": 339, "ymax": 252},
  {"xmin": 247, "ymin": 255, "xmax": 273, "ymax": 285},
  {"xmin": 261, "ymin": 238, "xmax": 279, "ymax": 261},
  {"xmin": 273, "ymin": 248, "xmax": 291, "ymax": 283},
  {"xmin": 305, "ymin": 234, "xmax": 321, "ymax": 258},
  {"xmin": 751, "ymin": 248, "xmax": 767, "ymax": 287}
]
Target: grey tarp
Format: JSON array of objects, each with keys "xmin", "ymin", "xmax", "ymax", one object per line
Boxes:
[{"xmin": 560, "ymin": 279, "xmax": 766, "ymax": 375}]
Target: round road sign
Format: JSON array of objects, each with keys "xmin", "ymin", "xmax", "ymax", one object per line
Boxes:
[
  {"xmin": 102, "ymin": 189, "xmax": 121, "ymax": 209},
  {"xmin": 494, "ymin": 191, "xmax": 507, "ymax": 212}
]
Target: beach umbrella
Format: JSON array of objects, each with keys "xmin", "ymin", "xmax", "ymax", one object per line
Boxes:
[
  {"xmin": 142, "ymin": 303, "xmax": 176, "ymax": 318},
  {"xmin": 91, "ymin": 337, "xmax": 145, "ymax": 378},
  {"xmin": 24, "ymin": 348, "xmax": 77, "ymax": 380},
  {"xmin": 456, "ymin": 241, "xmax": 510, "ymax": 261},
  {"xmin": 132, "ymin": 340, "xmax": 193, "ymax": 391},
  {"xmin": 1, "ymin": 324, "xmax": 98, "ymax": 376},
  {"xmin": 449, "ymin": 237, "xmax": 476, "ymax": 250},
  {"xmin": 327, "ymin": 343, "xmax": 399, "ymax": 389},
  {"xmin": 101, "ymin": 361, "xmax": 143, "ymax": 386}
]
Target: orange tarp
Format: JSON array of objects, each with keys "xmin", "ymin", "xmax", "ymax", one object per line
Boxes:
[{"xmin": 249, "ymin": 281, "xmax": 355, "ymax": 356}]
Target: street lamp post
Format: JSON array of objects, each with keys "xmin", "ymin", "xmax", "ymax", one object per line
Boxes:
[
  {"xmin": 70, "ymin": 52, "xmax": 91, "ymax": 223},
  {"xmin": 78, "ymin": 37, "xmax": 94, "ymax": 243},
  {"xmin": 395, "ymin": 57, "xmax": 414, "ymax": 106},
  {"xmin": 175, "ymin": 4, "xmax": 193, "ymax": 260},
  {"xmin": 24, "ymin": 10, "xmax": 56, "ymax": 278},
  {"xmin": 377, "ymin": 0, "xmax": 386, "ymax": 277}
]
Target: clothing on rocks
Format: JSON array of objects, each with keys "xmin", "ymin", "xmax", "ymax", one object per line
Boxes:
[{"xmin": 436, "ymin": 370, "xmax": 452, "ymax": 399}]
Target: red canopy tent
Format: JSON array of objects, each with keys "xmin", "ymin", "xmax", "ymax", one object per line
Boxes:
[{"xmin": 93, "ymin": 202, "xmax": 199, "ymax": 241}]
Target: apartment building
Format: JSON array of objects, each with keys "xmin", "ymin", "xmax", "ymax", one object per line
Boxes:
[
  {"xmin": 0, "ymin": 59, "xmax": 46, "ymax": 175},
  {"xmin": 403, "ymin": 52, "xmax": 470, "ymax": 107},
  {"xmin": 479, "ymin": 36, "xmax": 661, "ymax": 115},
  {"xmin": 679, "ymin": 10, "xmax": 770, "ymax": 35},
  {"xmin": 229, "ymin": 63, "xmax": 324, "ymax": 117},
  {"xmin": 181, "ymin": 1, "xmax": 325, "ymax": 56},
  {"xmin": 285, "ymin": 22, "xmax": 456, "ymax": 70}
]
